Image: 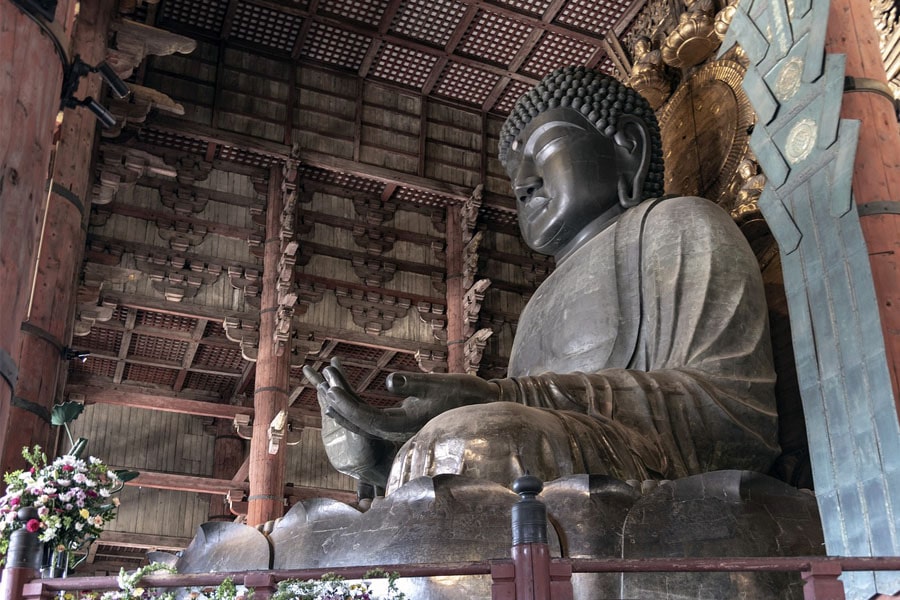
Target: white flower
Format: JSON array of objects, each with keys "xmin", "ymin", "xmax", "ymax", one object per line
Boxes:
[
  {"xmin": 89, "ymin": 457, "xmax": 101, "ymax": 465},
  {"xmin": 37, "ymin": 507, "xmax": 49, "ymax": 517},
  {"xmin": 4, "ymin": 513, "xmax": 15, "ymax": 524},
  {"xmin": 99, "ymin": 488, "xmax": 111, "ymax": 498},
  {"xmin": 75, "ymin": 522, "xmax": 84, "ymax": 532},
  {"xmin": 73, "ymin": 473, "xmax": 87, "ymax": 484},
  {"xmin": 43, "ymin": 486, "xmax": 57, "ymax": 495},
  {"xmin": 57, "ymin": 479, "xmax": 70, "ymax": 487}
]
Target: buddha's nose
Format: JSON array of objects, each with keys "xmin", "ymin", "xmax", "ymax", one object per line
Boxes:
[{"xmin": 514, "ymin": 176, "xmax": 542, "ymax": 204}]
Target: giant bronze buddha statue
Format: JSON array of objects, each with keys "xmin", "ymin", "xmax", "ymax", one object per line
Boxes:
[{"xmin": 305, "ymin": 65, "xmax": 779, "ymax": 496}]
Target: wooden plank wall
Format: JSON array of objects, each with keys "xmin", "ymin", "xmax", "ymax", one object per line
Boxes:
[{"xmin": 68, "ymin": 404, "xmax": 213, "ymax": 539}]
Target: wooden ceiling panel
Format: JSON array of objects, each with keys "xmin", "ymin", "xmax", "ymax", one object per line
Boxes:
[
  {"xmin": 232, "ymin": 1, "xmax": 304, "ymax": 52},
  {"xmin": 182, "ymin": 371, "xmax": 238, "ymax": 396},
  {"xmin": 160, "ymin": 0, "xmax": 229, "ymax": 33},
  {"xmin": 319, "ymin": 0, "xmax": 390, "ymax": 27},
  {"xmin": 370, "ymin": 43, "xmax": 440, "ymax": 89},
  {"xmin": 489, "ymin": 0, "xmax": 554, "ymax": 17},
  {"xmin": 390, "ymin": 0, "xmax": 468, "ymax": 47},
  {"xmin": 433, "ymin": 61, "xmax": 502, "ymax": 106},
  {"xmin": 556, "ymin": 0, "xmax": 632, "ymax": 34},
  {"xmin": 123, "ymin": 363, "xmax": 180, "ymax": 387},
  {"xmin": 302, "ymin": 21, "xmax": 370, "ymax": 70},
  {"xmin": 77, "ymin": 328, "xmax": 125, "ymax": 355},
  {"xmin": 386, "ymin": 351, "xmax": 418, "ymax": 371},
  {"xmin": 520, "ymin": 30, "xmax": 599, "ymax": 77},
  {"xmin": 129, "ymin": 333, "xmax": 190, "ymax": 363},
  {"xmin": 193, "ymin": 344, "xmax": 246, "ymax": 372},
  {"xmin": 72, "ymin": 356, "xmax": 119, "ymax": 379},
  {"xmin": 493, "ymin": 78, "xmax": 531, "ymax": 113},
  {"xmin": 456, "ymin": 9, "xmax": 533, "ymax": 66},
  {"xmin": 135, "ymin": 309, "xmax": 198, "ymax": 333}
]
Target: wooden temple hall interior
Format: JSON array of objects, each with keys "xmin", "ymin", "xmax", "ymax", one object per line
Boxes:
[{"xmin": 2, "ymin": 0, "xmax": 900, "ymax": 592}]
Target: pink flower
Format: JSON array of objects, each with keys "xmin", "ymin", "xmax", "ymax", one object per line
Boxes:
[
  {"xmin": 25, "ymin": 519, "xmax": 40, "ymax": 533},
  {"xmin": 9, "ymin": 497, "xmax": 20, "ymax": 507},
  {"xmin": 61, "ymin": 465, "xmax": 74, "ymax": 472}
]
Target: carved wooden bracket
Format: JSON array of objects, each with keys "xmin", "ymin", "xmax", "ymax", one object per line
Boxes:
[
  {"xmin": 460, "ymin": 184, "xmax": 483, "ymax": 244},
  {"xmin": 295, "ymin": 280, "xmax": 327, "ymax": 313},
  {"xmin": 335, "ymin": 287, "xmax": 411, "ymax": 335},
  {"xmin": 107, "ymin": 20, "xmax": 196, "ymax": 80},
  {"xmin": 430, "ymin": 208, "xmax": 446, "ymax": 233},
  {"xmin": 103, "ymin": 84, "xmax": 185, "ymax": 138},
  {"xmin": 415, "ymin": 349, "xmax": 448, "ymax": 373},
  {"xmin": 72, "ymin": 300, "xmax": 118, "ymax": 337},
  {"xmin": 93, "ymin": 145, "xmax": 176, "ymax": 205},
  {"xmin": 135, "ymin": 252, "xmax": 222, "ymax": 303},
  {"xmin": 351, "ymin": 256, "xmax": 397, "ymax": 286},
  {"xmin": 166, "ymin": 153, "xmax": 212, "ymax": 187},
  {"xmin": 272, "ymin": 161, "xmax": 300, "ymax": 357},
  {"xmin": 462, "ymin": 231, "xmax": 484, "ymax": 290},
  {"xmin": 464, "ymin": 328, "xmax": 494, "ymax": 375},
  {"xmin": 155, "ymin": 217, "xmax": 208, "ymax": 251},
  {"xmin": 227, "ymin": 266, "xmax": 261, "ymax": 309},
  {"xmin": 159, "ymin": 183, "xmax": 209, "ymax": 215},
  {"xmin": 463, "ymin": 278, "xmax": 492, "ymax": 337},
  {"xmin": 352, "ymin": 224, "xmax": 396, "ymax": 255},
  {"xmin": 353, "ymin": 197, "xmax": 397, "ymax": 226},
  {"xmin": 223, "ymin": 317, "xmax": 259, "ymax": 362},
  {"xmin": 290, "ymin": 337, "xmax": 325, "ymax": 367},
  {"xmin": 416, "ymin": 301, "xmax": 448, "ymax": 342},
  {"xmin": 523, "ymin": 254, "xmax": 552, "ymax": 286}
]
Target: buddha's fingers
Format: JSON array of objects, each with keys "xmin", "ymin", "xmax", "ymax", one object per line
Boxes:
[
  {"xmin": 324, "ymin": 385, "xmax": 414, "ymax": 443},
  {"xmin": 386, "ymin": 372, "xmax": 495, "ymax": 405}
]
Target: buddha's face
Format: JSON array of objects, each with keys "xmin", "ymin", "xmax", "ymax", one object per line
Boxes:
[{"xmin": 505, "ymin": 107, "xmax": 621, "ymax": 258}]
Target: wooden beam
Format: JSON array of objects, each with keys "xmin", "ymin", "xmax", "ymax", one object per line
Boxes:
[
  {"xmin": 174, "ymin": 318, "xmax": 208, "ymax": 391},
  {"xmin": 105, "ymin": 201, "xmax": 257, "ymax": 241},
  {"xmin": 114, "ymin": 310, "xmax": 138, "ymax": 384},
  {"xmin": 146, "ymin": 116, "xmax": 473, "ymax": 201},
  {"xmin": 120, "ymin": 468, "xmax": 357, "ymax": 503},
  {"xmin": 97, "ymin": 531, "xmax": 192, "ymax": 552},
  {"xmin": 103, "ymin": 292, "xmax": 257, "ymax": 323},
  {"xmin": 67, "ymin": 382, "xmax": 321, "ymax": 427}
]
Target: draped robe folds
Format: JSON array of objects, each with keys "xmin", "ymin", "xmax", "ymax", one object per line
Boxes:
[{"xmin": 386, "ymin": 197, "xmax": 780, "ymax": 493}]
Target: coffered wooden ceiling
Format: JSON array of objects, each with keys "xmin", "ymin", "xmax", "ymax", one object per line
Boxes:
[{"xmin": 135, "ymin": 0, "xmax": 642, "ymax": 115}]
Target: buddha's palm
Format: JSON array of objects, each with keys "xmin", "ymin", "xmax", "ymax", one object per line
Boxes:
[{"xmin": 304, "ymin": 360, "xmax": 498, "ymax": 487}]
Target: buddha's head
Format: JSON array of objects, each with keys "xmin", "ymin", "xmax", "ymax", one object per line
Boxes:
[{"xmin": 499, "ymin": 66, "xmax": 665, "ymax": 261}]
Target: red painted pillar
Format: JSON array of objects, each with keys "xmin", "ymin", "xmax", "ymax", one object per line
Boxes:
[
  {"xmin": 247, "ymin": 165, "xmax": 290, "ymax": 526},
  {"xmin": 826, "ymin": 0, "xmax": 900, "ymax": 410},
  {"xmin": 445, "ymin": 204, "xmax": 466, "ymax": 373},
  {"xmin": 2, "ymin": 0, "xmax": 115, "ymax": 475},
  {"xmin": 0, "ymin": 0, "xmax": 78, "ymax": 463}
]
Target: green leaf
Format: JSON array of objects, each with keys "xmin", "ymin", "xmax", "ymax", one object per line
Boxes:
[
  {"xmin": 114, "ymin": 469, "xmax": 140, "ymax": 483},
  {"xmin": 51, "ymin": 402, "xmax": 84, "ymax": 426}
]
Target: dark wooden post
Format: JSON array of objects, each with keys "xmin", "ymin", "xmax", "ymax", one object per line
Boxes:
[
  {"xmin": 802, "ymin": 561, "xmax": 846, "ymax": 600},
  {"xmin": 507, "ymin": 475, "xmax": 574, "ymax": 600},
  {"xmin": 246, "ymin": 165, "xmax": 290, "ymax": 526},
  {"xmin": 2, "ymin": 0, "xmax": 115, "ymax": 475},
  {"xmin": 244, "ymin": 572, "xmax": 275, "ymax": 599},
  {"xmin": 1, "ymin": 508, "xmax": 43, "ymax": 600},
  {"xmin": 209, "ymin": 419, "xmax": 245, "ymax": 520},
  {"xmin": 445, "ymin": 204, "xmax": 466, "ymax": 373},
  {"xmin": 0, "ymin": 0, "xmax": 78, "ymax": 468}
]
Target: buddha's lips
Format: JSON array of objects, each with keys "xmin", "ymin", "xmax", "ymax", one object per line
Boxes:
[{"xmin": 524, "ymin": 196, "xmax": 550, "ymax": 219}]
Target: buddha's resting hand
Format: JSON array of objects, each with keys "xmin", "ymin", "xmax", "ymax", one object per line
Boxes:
[{"xmin": 303, "ymin": 359, "xmax": 499, "ymax": 484}]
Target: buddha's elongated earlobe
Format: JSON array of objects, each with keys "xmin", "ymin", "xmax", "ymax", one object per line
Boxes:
[{"xmin": 614, "ymin": 115, "xmax": 652, "ymax": 208}]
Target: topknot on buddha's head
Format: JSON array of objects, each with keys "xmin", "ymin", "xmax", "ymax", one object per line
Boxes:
[{"xmin": 499, "ymin": 66, "xmax": 665, "ymax": 200}]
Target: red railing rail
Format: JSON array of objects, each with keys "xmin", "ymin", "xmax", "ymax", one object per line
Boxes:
[{"xmin": 5, "ymin": 554, "xmax": 900, "ymax": 600}]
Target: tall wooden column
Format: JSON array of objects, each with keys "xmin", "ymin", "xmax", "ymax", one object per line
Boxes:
[
  {"xmin": 2, "ymin": 0, "xmax": 114, "ymax": 475},
  {"xmin": 246, "ymin": 165, "xmax": 291, "ymax": 526},
  {"xmin": 826, "ymin": 0, "xmax": 900, "ymax": 408},
  {"xmin": 0, "ymin": 0, "xmax": 78, "ymax": 461},
  {"xmin": 445, "ymin": 204, "xmax": 466, "ymax": 373}
]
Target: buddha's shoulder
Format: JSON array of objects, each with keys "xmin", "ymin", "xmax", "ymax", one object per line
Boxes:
[{"xmin": 641, "ymin": 195, "xmax": 737, "ymax": 235}]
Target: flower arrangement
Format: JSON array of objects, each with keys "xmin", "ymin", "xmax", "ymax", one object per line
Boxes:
[
  {"xmin": 61, "ymin": 564, "xmax": 406, "ymax": 600},
  {"xmin": 0, "ymin": 445, "xmax": 122, "ymax": 565},
  {"xmin": 271, "ymin": 570, "xmax": 406, "ymax": 600}
]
